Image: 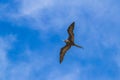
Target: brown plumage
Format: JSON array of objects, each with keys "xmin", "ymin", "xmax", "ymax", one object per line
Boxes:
[{"xmin": 60, "ymin": 22, "xmax": 83, "ymax": 64}]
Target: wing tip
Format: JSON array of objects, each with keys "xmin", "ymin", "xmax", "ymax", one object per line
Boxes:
[
  {"xmin": 72, "ymin": 21, "xmax": 75, "ymax": 24},
  {"xmin": 60, "ymin": 56, "xmax": 64, "ymax": 64},
  {"xmin": 68, "ymin": 21, "xmax": 75, "ymax": 31},
  {"xmin": 60, "ymin": 59, "xmax": 62, "ymax": 64},
  {"xmin": 71, "ymin": 21, "xmax": 75, "ymax": 26}
]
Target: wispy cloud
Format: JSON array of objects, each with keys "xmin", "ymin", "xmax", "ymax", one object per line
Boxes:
[
  {"xmin": 3, "ymin": 47, "xmax": 54, "ymax": 80},
  {"xmin": 0, "ymin": 34, "xmax": 16, "ymax": 80},
  {"xmin": 1, "ymin": 0, "xmax": 119, "ymax": 31},
  {"xmin": 0, "ymin": 0, "xmax": 120, "ymax": 80},
  {"xmin": 19, "ymin": 0, "xmax": 54, "ymax": 16},
  {"xmin": 47, "ymin": 65, "xmax": 81, "ymax": 80}
]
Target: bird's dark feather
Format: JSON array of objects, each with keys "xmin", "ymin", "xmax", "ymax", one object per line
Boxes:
[
  {"xmin": 60, "ymin": 44, "xmax": 71, "ymax": 63},
  {"xmin": 67, "ymin": 22, "xmax": 74, "ymax": 42}
]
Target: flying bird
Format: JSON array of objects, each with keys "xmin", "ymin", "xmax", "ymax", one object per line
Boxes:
[{"xmin": 60, "ymin": 22, "xmax": 83, "ymax": 64}]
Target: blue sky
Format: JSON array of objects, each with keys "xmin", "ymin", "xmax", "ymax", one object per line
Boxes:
[{"xmin": 0, "ymin": 0, "xmax": 120, "ymax": 80}]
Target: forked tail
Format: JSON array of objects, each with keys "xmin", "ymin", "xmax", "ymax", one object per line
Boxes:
[{"xmin": 74, "ymin": 44, "xmax": 83, "ymax": 49}]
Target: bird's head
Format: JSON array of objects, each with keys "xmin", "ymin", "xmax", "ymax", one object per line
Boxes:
[{"xmin": 63, "ymin": 40, "xmax": 69, "ymax": 43}]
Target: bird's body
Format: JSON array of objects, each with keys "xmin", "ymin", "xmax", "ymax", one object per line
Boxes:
[{"xmin": 60, "ymin": 22, "xmax": 83, "ymax": 64}]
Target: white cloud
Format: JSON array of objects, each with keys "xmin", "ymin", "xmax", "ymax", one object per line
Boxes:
[
  {"xmin": 1, "ymin": 0, "xmax": 119, "ymax": 32},
  {"xmin": 0, "ymin": 0, "xmax": 120, "ymax": 80},
  {"xmin": 19, "ymin": 0, "xmax": 54, "ymax": 16},
  {"xmin": 0, "ymin": 35, "xmax": 16, "ymax": 80},
  {"xmin": 4, "ymin": 47, "xmax": 54, "ymax": 80},
  {"xmin": 47, "ymin": 65, "xmax": 81, "ymax": 80}
]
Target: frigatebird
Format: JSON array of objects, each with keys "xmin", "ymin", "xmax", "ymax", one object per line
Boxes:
[{"xmin": 60, "ymin": 22, "xmax": 83, "ymax": 64}]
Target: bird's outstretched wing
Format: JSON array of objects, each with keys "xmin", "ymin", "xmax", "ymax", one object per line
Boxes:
[
  {"xmin": 60, "ymin": 44, "xmax": 71, "ymax": 63},
  {"xmin": 67, "ymin": 22, "xmax": 75, "ymax": 42}
]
